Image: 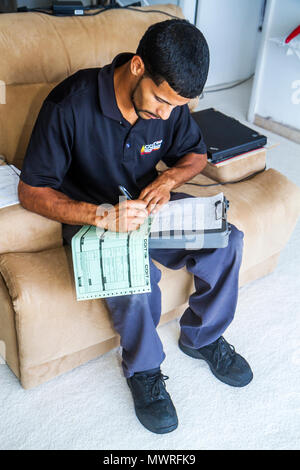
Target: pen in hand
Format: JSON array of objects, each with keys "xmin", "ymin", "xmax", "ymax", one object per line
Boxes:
[
  {"xmin": 118, "ymin": 185, "xmax": 157, "ymax": 215},
  {"xmin": 118, "ymin": 185, "xmax": 150, "ymax": 232},
  {"xmin": 118, "ymin": 184, "xmax": 159, "ymax": 219},
  {"xmin": 118, "ymin": 185, "xmax": 133, "ymax": 200}
]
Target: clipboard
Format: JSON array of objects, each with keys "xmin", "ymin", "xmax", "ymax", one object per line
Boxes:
[{"xmin": 149, "ymin": 195, "xmax": 231, "ymax": 250}]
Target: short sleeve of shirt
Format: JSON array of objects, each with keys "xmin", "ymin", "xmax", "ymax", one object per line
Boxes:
[
  {"xmin": 20, "ymin": 100, "xmax": 73, "ymax": 189},
  {"xmin": 162, "ymin": 104, "xmax": 207, "ymax": 168}
]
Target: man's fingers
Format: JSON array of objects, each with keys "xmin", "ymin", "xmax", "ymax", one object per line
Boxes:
[
  {"xmin": 149, "ymin": 197, "xmax": 170, "ymax": 214},
  {"xmin": 138, "ymin": 188, "xmax": 152, "ymax": 199},
  {"xmin": 122, "ymin": 199, "xmax": 148, "ymax": 209},
  {"xmin": 128, "ymin": 223, "xmax": 141, "ymax": 232},
  {"xmin": 151, "ymin": 203, "xmax": 164, "ymax": 214},
  {"xmin": 146, "ymin": 203, "xmax": 155, "ymax": 213},
  {"xmin": 142, "ymin": 194, "xmax": 157, "ymax": 205},
  {"xmin": 130, "ymin": 216, "xmax": 148, "ymax": 225},
  {"xmin": 119, "ymin": 199, "xmax": 148, "ymax": 216},
  {"xmin": 124, "ymin": 208, "xmax": 149, "ymax": 218},
  {"xmin": 142, "ymin": 194, "xmax": 158, "ymax": 205},
  {"xmin": 145, "ymin": 196, "xmax": 163, "ymax": 213},
  {"xmin": 118, "ymin": 215, "xmax": 148, "ymax": 232}
]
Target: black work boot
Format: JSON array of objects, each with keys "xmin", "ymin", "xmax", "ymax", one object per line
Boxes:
[
  {"xmin": 179, "ymin": 336, "xmax": 253, "ymax": 387},
  {"xmin": 127, "ymin": 367, "xmax": 178, "ymax": 434}
]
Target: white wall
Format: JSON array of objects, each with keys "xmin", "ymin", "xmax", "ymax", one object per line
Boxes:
[
  {"xmin": 248, "ymin": 0, "xmax": 300, "ymax": 130},
  {"xmin": 178, "ymin": 0, "xmax": 196, "ymax": 24},
  {"xmin": 196, "ymin": 0, "xmax": 264, "ymax": 87}
]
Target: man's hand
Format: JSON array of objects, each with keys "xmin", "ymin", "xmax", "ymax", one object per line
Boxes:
[
  {"xmin": 139, "ymin": 153, "xmax": 207, "ymax": 214},
  {"xmin": 95, "ymin": 199, "xmax": 149, "ymax": 232},
  {"xmin": 138, "ymin": 179, "xmax": 174, "ymax": 215}
]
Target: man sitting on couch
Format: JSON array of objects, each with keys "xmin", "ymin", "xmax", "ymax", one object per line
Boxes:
[{"xmin": 18, "ymin": 19, "xmax": 253, "ymax": 434}]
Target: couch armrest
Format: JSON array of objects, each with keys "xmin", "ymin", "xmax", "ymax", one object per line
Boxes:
[{"xmin": 0, "ymin": 203, "xmax": 62, "ymax": 254}]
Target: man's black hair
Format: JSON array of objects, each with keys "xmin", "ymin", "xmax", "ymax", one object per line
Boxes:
[{"xmin": 136, "ymin": 19, "xmax": 210, "ymax": 99}]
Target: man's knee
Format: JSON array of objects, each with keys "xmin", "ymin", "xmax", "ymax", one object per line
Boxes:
[{"xmin": 149, "ymin": 258, "xmax": 162, "ymax": 284}]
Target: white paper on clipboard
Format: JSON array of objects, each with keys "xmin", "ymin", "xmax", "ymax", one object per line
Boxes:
[
  {"xmin": 0, "ymin": 164, "xmax": 21, "ymax": 209},
  {"xmin": 150, "ymin": 193, "xmax": 224, "ymax": 234}
]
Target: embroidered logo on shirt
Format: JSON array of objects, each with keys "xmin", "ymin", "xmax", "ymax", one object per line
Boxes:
[{"xmin": 140, "ymin": 139, "xmax": 163, "ymax": 155}]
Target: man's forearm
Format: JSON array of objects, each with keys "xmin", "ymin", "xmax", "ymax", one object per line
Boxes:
[
  {"xmin": 157, "ymin": 152, "xmax": 207, "ymax": 191},
  {"xmin": 18, "ymin": 182, "xmax": 99, "ymax": 226}
]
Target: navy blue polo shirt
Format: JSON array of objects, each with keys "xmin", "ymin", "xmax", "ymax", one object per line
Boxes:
[{"xmin": 20, "ymin": 52, "xmax": 207, "ymax": 234}]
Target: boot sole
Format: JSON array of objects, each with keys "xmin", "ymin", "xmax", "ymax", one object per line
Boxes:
[
  {"xmin": 135, "ymin": 415, "xmax": 178, "ymax": 434},
  {"xmin": 178, "ymin": 341, "xmax": 253, "ymax": 388},
  {"xmin": 127, "ymin": 380, "xmax": 178, "ymax": 434}
]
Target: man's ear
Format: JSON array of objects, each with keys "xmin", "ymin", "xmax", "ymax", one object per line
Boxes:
[{"xmin": 130, "ymin": 55, "xmax": 145, "ymax": 78}]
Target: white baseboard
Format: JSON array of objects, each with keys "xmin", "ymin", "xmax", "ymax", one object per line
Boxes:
[{"xmin": 254, "ymin": 115, "xmax": 300, "ymax": 145}]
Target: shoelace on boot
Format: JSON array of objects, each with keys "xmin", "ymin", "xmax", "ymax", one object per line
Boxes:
[
  {"xmin": 143, "ymin": 372, "xmax": 170, "ymax": 401},
  {"xmin": 213, "ymin": 337, "xmax": 236, "ymax": 372}
]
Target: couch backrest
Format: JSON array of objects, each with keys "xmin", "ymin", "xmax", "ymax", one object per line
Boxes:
[{"xmin": 0, "ymin": 4, "xmax": 189, "ymax": 168}]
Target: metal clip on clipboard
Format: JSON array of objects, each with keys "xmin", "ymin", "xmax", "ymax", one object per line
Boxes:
[
  {"xmin": 215, "ymin": 198, "xmax": 231, "ymax": 231},
  {"xmin": 211, "ymin": 196, "xmax": 232, "ymax": 246},
  {"xmin": 195, "ymin": 195, "xmax": 231, "ymax": 248},
  {"xmin": 149, "ymin": 195, "xmax": 232, "ymax": 250}
]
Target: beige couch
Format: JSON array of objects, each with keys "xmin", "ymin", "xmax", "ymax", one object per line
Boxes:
[{"xmin": 0, "ymin": 5, "xmax": 300, "ymax": 389}]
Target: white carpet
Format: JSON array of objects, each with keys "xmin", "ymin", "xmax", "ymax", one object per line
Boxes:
[{"xmin": 0, "ymin": 79, "xmax": 299, "ymax": 450}]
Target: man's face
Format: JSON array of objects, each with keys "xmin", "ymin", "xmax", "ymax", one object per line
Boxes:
[{"xmin": 131, "ymin": 75, "xmax": 191, "ymax": 121}]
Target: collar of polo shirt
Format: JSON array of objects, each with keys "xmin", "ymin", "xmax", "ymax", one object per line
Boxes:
[{"xmin": 98, "ymin": 52, "xmax": 135, "ymax": 123}]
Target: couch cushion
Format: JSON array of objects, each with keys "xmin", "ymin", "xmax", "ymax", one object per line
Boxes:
[
  {"xmin": 0, "ymin": 203, "xmax": 62, "ymax": 254},
  {"xmin": 0, "ymin": 83, "xmax": 57, "ymax": 167},
  {"xmin": 0, "ymin": 6, "xmax": 183, "ymax": 85}
]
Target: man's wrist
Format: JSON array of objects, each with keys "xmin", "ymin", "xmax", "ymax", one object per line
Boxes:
[
  {"xmin": 85, "ymin": 202, "xmax": 104, "ymax": 227},
  {"xmin": 157, "ymin": 169, "xmax": 177, "ymax": 191},
  {"xmin": 157, "ymin": 154, "xmax": 207, "ymax": 191}
]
